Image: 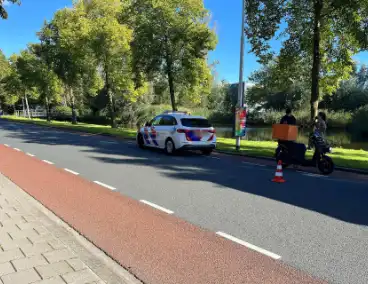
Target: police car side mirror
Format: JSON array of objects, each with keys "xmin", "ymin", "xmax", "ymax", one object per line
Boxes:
[{"xmin": 145, "ymin": 121, "xmax": 151, "ymax": 127}]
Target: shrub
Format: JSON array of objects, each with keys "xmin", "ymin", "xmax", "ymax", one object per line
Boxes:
[
  {"xmin": 351, "ymin": 105, "xmax": 368, "ymax": 139},
  {"xmin": 51, "ymin": 106, "xmax": 74, "ymax": 121}
]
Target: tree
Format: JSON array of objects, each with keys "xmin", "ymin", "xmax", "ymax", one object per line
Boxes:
[
  {"xmin": 38, "ymin": 8, "xmax": 102, "ymax": 124},
  {"xmin": 247, "ymin": 59, "xmax": 310, "ymax": 110},
  {"xmin": 26, "ymin": 44, "xmax": 64, "ymax": 122},
  {"xmin": 0, "ymin": 0, "xmax": 20, "ymax": 19},
  {"xmin": 124, "ymin": 0, "xmax": 217, "ymax": 111},
  {"xmin": 245, "ymin": 0, "xmax": 368, "ymax": 121},
  {"xmin": 77, "ymin": 0, "xmax": 146, "ymax": 128}
]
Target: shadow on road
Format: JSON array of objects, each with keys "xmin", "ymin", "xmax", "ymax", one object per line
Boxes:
[{"xmin": 2, "ymin": 120, "xmax": 367, "ymax": 227}]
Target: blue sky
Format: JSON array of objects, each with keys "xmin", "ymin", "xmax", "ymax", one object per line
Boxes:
[{"xmin": 1, "ymin": 0, "xmax": 367, "ymax": 83}]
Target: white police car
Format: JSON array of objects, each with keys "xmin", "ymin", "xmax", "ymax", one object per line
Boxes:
[{"xmin": 136, "ymin": 111, "xmax": 216, "ymax": 155}]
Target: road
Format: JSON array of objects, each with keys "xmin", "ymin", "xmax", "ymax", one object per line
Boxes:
[{"xmin": 0, "ymin": 119, "xmax": 367, "ymax": 284}]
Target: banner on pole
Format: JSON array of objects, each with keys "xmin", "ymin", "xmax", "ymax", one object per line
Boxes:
[{"xmin": 235, "ymin": 107, "xmax": 247, "ymax": 137}]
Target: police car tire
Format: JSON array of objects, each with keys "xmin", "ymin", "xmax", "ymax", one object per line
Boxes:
[
  {"xmin": 137, "ymin": 134, "xmax": 145, "ymax": 149},
  {"xmin": 201, "ymin": 149, "xmax": 213, "ymax": 156},
  {"xmin": 165, "ymin": 139, "xmax": 176, "ymax": 155}
]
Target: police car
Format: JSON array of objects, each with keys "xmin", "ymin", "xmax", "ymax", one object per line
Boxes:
[{"xmin": 136, "ymin": 111, "xmax": 216, "ymax": 155}]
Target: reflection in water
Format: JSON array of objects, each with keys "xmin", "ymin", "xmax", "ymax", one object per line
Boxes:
[{"xmin": 215, "ymin": 127, "xmax": 368, "ymax": 150}]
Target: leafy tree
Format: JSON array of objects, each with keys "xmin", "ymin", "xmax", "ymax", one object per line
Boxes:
[
  {"xmin": 0, "ymin": 0, "xmax": 20, "ymax": 19},
  {"xmin": 37, "ymin": 8, "xmax": 102, "ymax": 124},
  {"xmin": 124, "ymin": 0, "xmax": 217, "ymax": 111},
  {"xmin": 75, "ymin": 0, "xmax": 146, "ymax": 128},
  {"xmin": 245, "ymin": 0, "xmax": 368, "ymax": 121},
  {"xmin": 247, "ymin": 59, "xmax": 310, "ymax": 111},
  {"xmin": 26, "ymin": 44, "xmax": 64, "ymax": 122}
]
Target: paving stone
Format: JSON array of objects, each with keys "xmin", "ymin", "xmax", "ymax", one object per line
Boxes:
[
  {"xmin": 62, "ymin": 269, "xmax": 100, "ymax": 284},
  {"xmin": 47, "ymin": 239, "xmax": 67, "ymax": 250},
  {"xmin": 0, "ymin": 262, "xmax": 15, "ymax": 276},
  {"xmin": 0, "ymin": 237, "xmax": 32, "ymax": 251},
  {"xmin": 1, "ymin": 268, "xmax": 41, "ymax": 284},
  {"xmin": 43, "ymin": 248, "xmax": 75, "ymax": 263},
  {"xmin": 67, "ymin": 258, "xmax": 86, "ymax": 271},
  {"xmin": 17, "ymin": 221, "xmax": 43, "ymax": 231},
  {"xmin": 12, "ymin": 254, "xmax": 48, "ymax": 271},
  {"xmin": 33, "ymin": 276, "xmax": 67, "ymax": 284},
  {"xmin": 28, "ymin": 233, "xmax": 57, "ymax": 245},
  {"xmin": 35, "ymin": 261, "xmax": 73, "ymax": 279},
  {"xmin": 0, "ymin": 248, "xmax": 24, "ymax": 263},
  {"xmin": 9, "ymin": 228, "xmax": 40, "ymax": 240},
  {"xmin": 20, "ymin": 241, "xmax": 53, "ymax": 257}
]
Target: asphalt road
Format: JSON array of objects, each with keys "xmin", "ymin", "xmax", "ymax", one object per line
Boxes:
[{"xmin": 0, "ymin": 119, "xmax": 367, "ymax": 284}]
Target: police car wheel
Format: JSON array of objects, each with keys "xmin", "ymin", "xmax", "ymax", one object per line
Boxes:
[
  {"xmin": 137, "ymin": 134, "xmax": 145, "ymax": 149},
  {"xmin": 201, "ymin": 149, "xmax": 213, "ymax": 156},
  {"xmin": 165, "ymin": 139, "xmax": 176, "ymax": 155}
]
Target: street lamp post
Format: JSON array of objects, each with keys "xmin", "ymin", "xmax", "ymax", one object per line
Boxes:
[{"xmin": 235, "ymin": 0, "xmax": 246, "ymax": 151}]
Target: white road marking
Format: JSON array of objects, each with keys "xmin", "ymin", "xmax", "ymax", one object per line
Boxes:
[
  {"xmin": 140, "ymin": 200, "xmax": 174, "ymax": 214},
  {"xmin": 303, "ymin": 173, "xmax": 328, "ymax": 178},
  {"xmin": 211, "ymin": 156, "xmax": 221, "ymax": 160},
  {"xmin": 93, "ymin": 181, "xmax": 116, "ymax": 190},
  {"xmin": 4, "ymin": 144, "xmax": 9, "ymax": 147},
  {"xmin": 126, "ymin": 141, "xmax": 134, "ymax": 144},
  {"xmin": 26, "ymin": 153, "xmax": 35, "ymax": 157},
  {"xmin": 216, "ymin": 231, "xmax": 281, "ymax": 260},
  {"xmin": 42, "ymin": 160, "xmax": 54, "ymax": 165},
  {"xmin": 64, "ymin": 168, "xmax": 79, "ymax": 175},
  {"xmin": 100, "ymin": 141, "xmax": 118, "ymax": 144},
  {"xmin": 14, "ymin": 148, "xmax": 21, "ymax": 152},
  {"xmin": 242, "ymin": 161, "xmax": 266, "ymax": 167}
]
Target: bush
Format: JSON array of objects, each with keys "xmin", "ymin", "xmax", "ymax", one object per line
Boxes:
[
  {"xmin": 51, "ymin": 106, "xmax": 74, "ymax": 121},
  {"xmin": 351, "ymin": 105, "xmax": 368, "ymax": 139}
]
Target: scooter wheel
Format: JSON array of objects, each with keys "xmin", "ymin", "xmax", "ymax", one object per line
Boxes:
[{"xmin": 317, "ymin": 156, "xmax": 334, "ymax": 175}]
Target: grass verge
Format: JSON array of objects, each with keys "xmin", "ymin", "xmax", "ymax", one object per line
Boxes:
[{"xmin": 2, "ymin": 116, "xmax": 368, "ymax": 171}]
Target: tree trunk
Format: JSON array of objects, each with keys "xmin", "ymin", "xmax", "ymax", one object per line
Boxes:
[
  {"xmin": 70, "ymin": 88, "xmax": 77, "ymax": 125},
  {"xmin": 310, "ymin": 0, "xmax": 323, "ymax": 122},
  {"xmin": 105, "ymin": 70, "xmax": 116, "ymax": 128},
  {"xmin": 22, "ymin": 98, "xmax": 26, "ymax": 118},
  {"xmin": 45, "ymin": 97, "xmax": 51, "ymax": 123},
  {"xmin": 164, "ymin": 36, "xmax": 177, "ymax": 111},
  {"xmin": 24, "ymin": 94, "xmax": 31, "ymax": 119}
]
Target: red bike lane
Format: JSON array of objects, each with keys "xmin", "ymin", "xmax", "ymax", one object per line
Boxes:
[{"xmin": 0, "ymin": 145, "xmax": 326, "ymax": 284}]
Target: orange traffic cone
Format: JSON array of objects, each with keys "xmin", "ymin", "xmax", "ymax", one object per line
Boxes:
[{"xmin": 272, "ymin": 160, "xmax": 285, "ymax": 183}]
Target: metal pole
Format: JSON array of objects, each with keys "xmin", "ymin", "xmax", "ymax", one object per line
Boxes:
[{"xmin": 236, "ymin": 0, "xmax": 245, "ymax": 151}]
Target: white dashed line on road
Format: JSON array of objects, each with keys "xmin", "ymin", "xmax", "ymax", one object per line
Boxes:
[
  {"xmin": 100, "ymin": 141, "xmax": 118, "ymax": 145},
  {"xmin": 64, "ymin": 168, "xmax": 79, "ymax": 175},
  {"xmin": 211, "ymin": 156, "xmax": 221, "ymax": 160},
  {"xmin": 42, "ymin": 160, "xmax": 54, "ymax": 165},
  {"xmin": 140, "ymin": 200, "xmax": 174, "ymax": 214},
  {"xmin": 13, "ymin": 148, "xmax": 21, "ymax": 152},
  {"xmin": 4, "ymin": 144, "xmax": 9, "ymax": 147},
  {"xmin": 303, "ymin": 173, "xmax": 328, "ymax": 178},
  {"xmin": 242, "ymin": 161, "xmax": 266, "ymax": 167},
  {"xmin": 26, "ymin": 153, "xmax": 35, "ymax": 157},
  {"xmin": 216, "ymin": 231, "xmax": 281, "ymax": 260},
  {"xmin": 93, "ymin": 181, "xmax": 116, "ymax": 190}
]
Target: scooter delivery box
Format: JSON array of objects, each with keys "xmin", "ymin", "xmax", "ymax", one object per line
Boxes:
[{"xmin": 272, "ymin": 124, "xmax": 298, "ymax": 141}]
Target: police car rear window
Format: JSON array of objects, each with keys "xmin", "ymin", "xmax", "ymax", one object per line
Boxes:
[{"xmin": 181, "ymin": 118, "xmax": 212, "ymax": 128}]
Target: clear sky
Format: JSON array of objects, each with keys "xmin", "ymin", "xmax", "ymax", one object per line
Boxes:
[{"xmin": 1, "ymin": 0, "xmax": 367, "ymax": 83}]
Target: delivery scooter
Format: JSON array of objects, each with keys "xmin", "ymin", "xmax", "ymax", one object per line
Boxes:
[{"xmin": 275, "ymin": 131, "xmax": 334, "ymax": 175}]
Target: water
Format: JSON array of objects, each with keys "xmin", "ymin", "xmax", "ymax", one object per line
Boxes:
[{"xmin": 215, "ymin": 126, "xmax": 368, "ymax": 151}]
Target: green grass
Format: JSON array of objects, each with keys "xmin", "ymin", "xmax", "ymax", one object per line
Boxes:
[
  {"xmin": 216, "ymin": 138, "xmax": 368, "ymax": 170},
  {"xmin": 2, "ymin": 116, "xmax": 368, "ymax": 170}
]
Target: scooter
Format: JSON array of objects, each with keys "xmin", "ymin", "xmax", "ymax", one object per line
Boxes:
[{"xmin": 275, "ymin": 131, "xmax": 335, "ymax": 175}]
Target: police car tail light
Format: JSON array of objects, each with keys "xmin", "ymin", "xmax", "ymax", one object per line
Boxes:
[
  {"xmin": 208, "ymin": 129, "xmax": 216, "ymax": 134},
  {"xmin": 177, "ymin": 129, "xmax": 187, "ymax": 133}
]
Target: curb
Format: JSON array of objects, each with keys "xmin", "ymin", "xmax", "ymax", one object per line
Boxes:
[{"xmin": 3, "ymin": 118, "xmax": 367, "ymax": 176}]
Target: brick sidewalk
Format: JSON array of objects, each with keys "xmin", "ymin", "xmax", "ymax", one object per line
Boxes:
[{"xmin": 0, "ymin": 173, "xmax": 140, "ymax": 284}]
